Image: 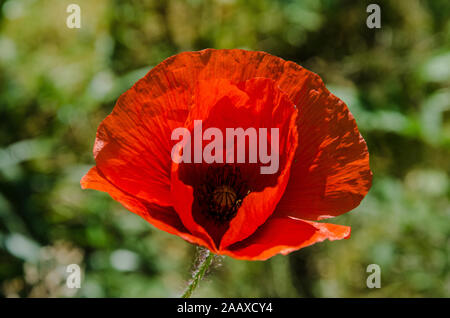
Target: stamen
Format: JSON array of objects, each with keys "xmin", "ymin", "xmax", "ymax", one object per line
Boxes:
[{"xmin": 196, "ymin": 165, "xmax": 250, "ymax": 223}]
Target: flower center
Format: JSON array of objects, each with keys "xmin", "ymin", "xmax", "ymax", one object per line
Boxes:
[
  {"xmin": 212, "ymin": 185, "xmax": 237, "ymax": 209},
  {"xmin": 197, "ymin": 165, "xmax": 250, "ymax": 223}
]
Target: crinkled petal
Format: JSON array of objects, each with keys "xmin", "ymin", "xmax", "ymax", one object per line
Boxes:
[
  {"xmin": 89, "ymin": 65, "xmax": 193, "ymax": 207},
  {"xmin": 222, "ymin": 216, "xmax": 351, "ymax": 260},
  {"xmin": 81, "ymin": 166, "xmax": 214, "ymax": 249},
  {"xmin": 275, "ymin": 80, "xmax": 372, "ymax": 220}
]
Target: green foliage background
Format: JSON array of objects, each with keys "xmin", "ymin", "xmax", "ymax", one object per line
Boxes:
[{"xmin": 0, "ymin": 0, "xmax": 449, "ymax": 297}]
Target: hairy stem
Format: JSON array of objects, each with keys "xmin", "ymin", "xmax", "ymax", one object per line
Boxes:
[{"xmin": 182, "ymin": 249, "xmax": 214, "ymax": 298}]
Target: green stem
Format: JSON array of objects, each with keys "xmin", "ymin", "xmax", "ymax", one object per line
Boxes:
[{"xmin": 182, "ymin": 250, "xmax": 214, "ymax": 298}]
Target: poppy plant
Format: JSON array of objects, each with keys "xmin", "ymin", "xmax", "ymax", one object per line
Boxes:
[{"xmin": 81, "ymin": 49, "xmax": 372, "ymax": 261}]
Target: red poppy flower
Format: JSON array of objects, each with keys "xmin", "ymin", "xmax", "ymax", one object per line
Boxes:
[{"xmin": 81, "ymin": 49, "xmax": 372, "ymax": 260}]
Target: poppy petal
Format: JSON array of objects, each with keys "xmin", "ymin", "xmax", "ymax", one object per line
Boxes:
[
  {"xmin": 171, "ymin": 78, "xmax": 298, "ymax": 249},
  {"xmin": 152, "ymin": 49, "xmax": 312, "ymax": 101},
  {"xmin": 222, "ymin": 216, "xmax": 350, "ymax": 260},
  {"xmin": 81, "ymin": 166, "xmax": 214, "ymax": 249},
  {"xmin": 275, "ymin": 82, "xmax": 372, "ymax": 220},
  {"xmin": 90, "ymin": 68, "xmax": 192, "ymax": 207},
  {"xmin": 170, "ymin": 163, "xmax": 219, "ymax": 252},
  {"xmin": 218, "ymin": 79, "xmax": 298, "ymax": 248}
]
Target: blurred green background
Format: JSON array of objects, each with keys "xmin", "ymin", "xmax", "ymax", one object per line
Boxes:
[{"xmin": 0, "ymin": 0, "xmax": 449, "ymax": 297}]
